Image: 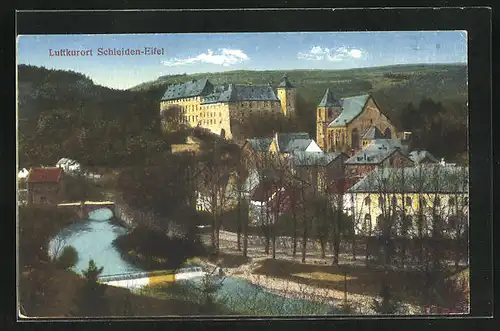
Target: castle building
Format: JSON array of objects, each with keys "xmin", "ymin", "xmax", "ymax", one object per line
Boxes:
[
  {"xmin": 160, "ymin": 75, "xmax": 296, "ymax": 139},
  {"xmin": 316, "ymin": 90, "xmax": 399, "ymax": 154}
]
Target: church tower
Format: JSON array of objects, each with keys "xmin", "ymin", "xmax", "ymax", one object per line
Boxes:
[
  {"xmin": 276, "ymin": 74, "xmax": 296, "ymax": 117},
  {"xmin": 316, "ymin": 88, "xmax": 342, "ymax": 151}
]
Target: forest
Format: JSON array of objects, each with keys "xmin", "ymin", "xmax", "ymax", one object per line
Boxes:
[{"xmin": 17, "ymin": 63, "xmax": 468, "ymax": 169}]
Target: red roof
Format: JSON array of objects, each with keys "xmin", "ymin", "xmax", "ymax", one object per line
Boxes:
[{"xmin": 27, "ymin": 167, "xmax": 63, "ymax": 183}]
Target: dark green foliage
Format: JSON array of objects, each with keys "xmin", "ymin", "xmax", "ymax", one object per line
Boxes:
[
  {"xmin": 72, "ymin": 259, "xmax": 109, "ymax": 317},
  {"xmin": 18, "ymin": 64, "xmax": 169, "ymax": 168},
  {"xmin": 400, "ymin": 98, "xmax": 467, "ymax": 161},
  {"xmin": 54, "ymin": 246, "xmax": 79, "ymax": 270},
  {"xmin": 114, "ymin": 152, "xmax": 199, "ymax": 217},
  {"xmin": 113, "ymin": 226, "xmax": 207, "ymax": 270}
]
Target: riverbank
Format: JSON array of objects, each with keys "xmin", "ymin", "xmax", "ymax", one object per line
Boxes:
[
  {"xmin": 197, "ymin": 231, "xmax": 432, "ymax": 315},
  {"xmin": 18, "ymin": 205, "xmax": 217, "ymax": 317}
]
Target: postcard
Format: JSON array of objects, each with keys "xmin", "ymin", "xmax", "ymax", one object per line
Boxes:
[{"xmin": 17, "ymin": 30, "xmax": 469, "ymax": 318}]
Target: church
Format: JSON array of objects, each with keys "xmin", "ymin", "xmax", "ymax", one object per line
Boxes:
[
  {"xmin": 316, "ymin": 89, "xmax": 401, "ymax": 154},
  {"xmin": 160, "ymin": 75, "xmax": 296, "ymax": 139}
]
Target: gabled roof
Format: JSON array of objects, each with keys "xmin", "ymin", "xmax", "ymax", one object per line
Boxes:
[
  {"xmin": 246, "ymin": 138, "xmax": 274, "ymax": 152},
  {"xmin": 277, "ymin": 74, "xmax": 295, "ymax": 88},
  {"xmin": 318, "ymin": 88, "xmax": 341, "ymax": 108},
  {"xmin": 361, "ymin": 126, "xmax": 384, "ymax": 140},
  {"xmin": 328, "ymin": 94, "xmax": 371, "ymax": 127},
  {"xmin": 408, "ymin": 150, "xmax": 440, "ymax": 164},
  {"xmin": 27, "ymin": 167, "xmax": 63, "ymax": 183},
  {"xmin": 292, "ymin": 151, "xmax": 344, "ymax": 167},
  {"xmin": 346, "ymin": 139, "xmax": 408, "ymax": 165},
  {"xmin": 161, "ymin": 78, "xmax": 213, "ymax": 101},
  {"xmin": 276, "ymin": 132, "xmax": 312, "ymax": 153},
  {"xmin": 346, "ymin": 166, "xmax": 469, "ymax": 194},
  {"xmin": 201, "ymin": 84, "xmax": 280, "ymax": 104}
]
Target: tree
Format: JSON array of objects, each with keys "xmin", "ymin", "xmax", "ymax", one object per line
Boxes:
[
  {"xmin": 72, "ymin": 259, "xmax": 108, "ymax": 317},
  {"xmin": 54, "ymin": 245, "xmax": 79, "ymax": 270},
  {"xmin": 197, "ymin": 136, "xmax": 240, "ymax": 255},
  {"xmin": 371, "ymin": 280, "xmax": 402, "ymax": 314}
]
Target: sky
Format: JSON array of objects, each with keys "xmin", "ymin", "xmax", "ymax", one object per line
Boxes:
[{"xmin": 17, "ymin": 31, "xmax": 467, "ymax": 90}]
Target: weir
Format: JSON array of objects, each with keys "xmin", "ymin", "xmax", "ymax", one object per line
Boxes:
[{"xmin": 98, "ymin": 267, "xmax": 206, "ymax": 289}]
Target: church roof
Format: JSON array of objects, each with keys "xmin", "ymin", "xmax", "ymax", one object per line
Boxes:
[
  {"xmin": 361, "ymin": 126, "xmax": 384, "ymax": 140},
  {"xmin": 277, "ymin": 74, "xmax": 295, "ymax": 88},
  {"xmin": 201, "ymin": 84, "xmax": 280, "ymax": 104},
  {"xmin": 161, "ymin": 78, "xmax": 213, "ymax": 101},
  {"xmin": 328, "ymin": 94, "xmax": 371, "ymax": 127},
  {"xmin": 347, "ymin": 166, "xmax": 469, "ymax": 194},
  {"xmin": 291, "ymin": 151, "xmax": 343, "ymax": 167},
  {"xmin": 318, "ymin": 88, "xmax": 341, "ymax": 107}
]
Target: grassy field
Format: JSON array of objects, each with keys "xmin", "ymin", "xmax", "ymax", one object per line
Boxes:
[{"xmin": 251, "ymin": 258, "xmax": 466, "ymax": 308}]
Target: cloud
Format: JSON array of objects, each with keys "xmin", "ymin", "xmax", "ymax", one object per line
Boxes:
[
  {"xmin": 297, "ymin": 46, "xmax": 363, "ymax": 61},
  {"xmin": 162, "ymin": 48, "xmax": 249, "ymax": 67}
]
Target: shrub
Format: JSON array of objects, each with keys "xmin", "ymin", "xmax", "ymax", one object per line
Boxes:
[{"xmin": 54, "ymin": 246, "xmax": 79, "ymax": 270}]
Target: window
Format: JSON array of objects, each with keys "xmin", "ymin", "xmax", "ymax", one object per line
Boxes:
[
  {"xmin": 406, "ymin": 196, "xmax": 412, "ymax": 206},
  {"xmin": 364, "ymin": 197, "xmax": 371, "ymax": 206},
  {"xmin": 378, "ymin": 197, "xmax": 384, "ymax": 208},
  {"xmin": 363, "ymin": 214, "xmax": 371, "ymax": 234},
  {"xmin": 351, "ymin": 128, "xmax": 360, "ymax": 150},
  {"xmin": 384, "ymin": 127, "xmax": 392, "ymax": 139},
  {"xmin": 449, "ymin": 197, "xmax": 455, "ymax": 206}
]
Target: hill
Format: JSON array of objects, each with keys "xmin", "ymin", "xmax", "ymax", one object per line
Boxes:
[
  {"xmin": 130, "ymin": 63, "xmax": 468, "ymax": 136},
  {"xmin": 17, "ymin": 63, "xmax": 468, "ymax": 167},
  {"xmin": 130, "ymin": 63, "xmax": 467, "ymax": 110},
  {"xmin": 17, "ymin": 65, "xmax": 170, "ymax": 168}
]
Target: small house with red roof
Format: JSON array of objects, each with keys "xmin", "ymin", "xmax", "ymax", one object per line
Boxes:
[{"xmin": 26, "ymin": 167, "xmax": 65, "ymax": 205}]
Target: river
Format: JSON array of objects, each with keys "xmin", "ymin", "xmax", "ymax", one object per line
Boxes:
[{"xmin": 49, "ymin": 208, "xmax": 337, "ymax": 315}]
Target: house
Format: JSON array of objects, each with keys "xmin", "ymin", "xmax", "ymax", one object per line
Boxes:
[
  {"xmin": 345, "ymin": 165, "xmax": 469, "ymax": 237},
  {"xmin": 18, "ymin": 168, "xmax": 30, "ymax": 180},
  {"xmin": 291, "ymin": 151, "xmax": 349, "ymax": 194},
  {"xmin": 244, "ymin": 132, "xmax": 321, "ymax": 155},
  {"xmin": 56, "ymin": 158, "xmax": 81, "ymax": 174},
  {"xmin": 249, "ymin": 180, "xmax": 305, "ymax": 226},
  {"xmin": 345, "ymin": 139, "xmax": 413, "ymax": 181},
  {"xmin": 160, "ymin": 75, "xmax": 296, "ymax": 139},
  {"xmin": 26, "ymin": 167, "xmax": 65, "ymax": 205},
  {"xmin": 316, "ymin": 91, "xmax": 400, "ymax": 153},
  {"xmin": 408, "ymin": 150, "xmax": 440, "ymax": 165}
]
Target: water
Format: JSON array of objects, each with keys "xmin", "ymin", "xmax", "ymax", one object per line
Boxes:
[
  {"xmin": 49, "ymin": 208, "xmax": 338, "ymax": 315},
  {"xmin": 186, "ymin": 276, "xmax": 337, "ymax": 315},
  {"xmin": 48, "ymin": 208, "xmax": 142, "ymax": 275}
]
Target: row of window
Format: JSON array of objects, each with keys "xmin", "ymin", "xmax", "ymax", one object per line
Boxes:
[
  {"xmin": 363, "ymin": 196, "xmax": 468, "ymax": 208},
  {"xmin": 182, "ymin": 116, "xmax": 222, "ymax": 126}
]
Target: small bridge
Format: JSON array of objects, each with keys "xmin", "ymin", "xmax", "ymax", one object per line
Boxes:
[
  {"xmin": 57, "ymin": 201, "xmax": 115, "ymax": 219},
  {"xmin": 97, "ymin": 267, "xmax": 206, "ymax": 290}
]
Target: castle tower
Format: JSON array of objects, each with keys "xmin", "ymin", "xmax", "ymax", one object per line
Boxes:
[
  {"xmin": 316, "ymin": 88, "xmax": 342, "ymax": 151},
  {"xmin": 276, "ymin": 74, "xmax": 296, "ymax": 117}
]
